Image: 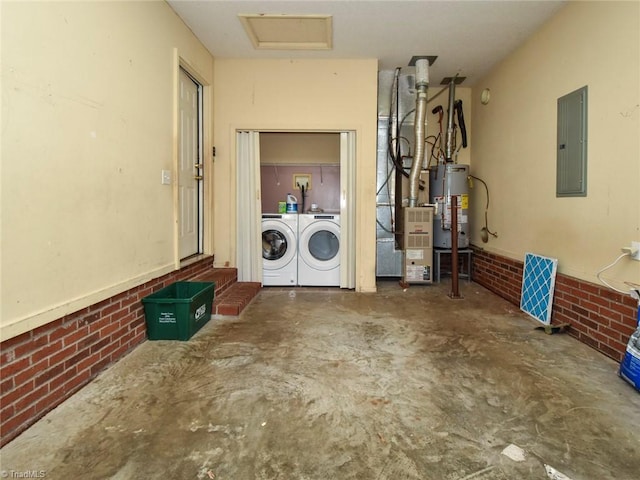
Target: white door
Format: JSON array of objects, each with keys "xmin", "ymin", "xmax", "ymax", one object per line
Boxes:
[{"xmin": 178, "ymin": 68, "xmax": 202, "ymax": 259}]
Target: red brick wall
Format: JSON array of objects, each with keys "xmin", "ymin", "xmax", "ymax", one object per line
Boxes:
[
  {"xmin": 472, "ymin": 248, "xmax": 638, "ymax": 361},
  {"xmin": 472, "ymin": 249, "xmax": 524, "ymax": 306},
  {"xmin": 0, "ymin": 257, "xmax": 215, "ymax": 447}
]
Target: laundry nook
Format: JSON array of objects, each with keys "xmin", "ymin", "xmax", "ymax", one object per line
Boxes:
[{"xmin": 260, "ymin": 133, "xmax": 343, "ymax": 287}]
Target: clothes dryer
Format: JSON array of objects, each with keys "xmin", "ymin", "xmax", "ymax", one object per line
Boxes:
[
  {"xmin": 262, "ymin": 214, "xmax": 298, "ymax": 286},
  {"xmin": 298, "ymin": 214, "xmax": 340, "ymax": 286}
]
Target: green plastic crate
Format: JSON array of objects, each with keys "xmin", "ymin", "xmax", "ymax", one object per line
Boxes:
[{"xmin": 142, "ymin": 281, "xmax": 215, "ymax": 340}]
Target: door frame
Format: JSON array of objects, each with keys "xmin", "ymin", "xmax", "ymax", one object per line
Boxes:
[{"xmin": 172, "ymin": 50, "xmax": 211, "ymax": 269}]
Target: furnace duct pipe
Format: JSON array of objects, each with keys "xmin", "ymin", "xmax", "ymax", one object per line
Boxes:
[
  {"xmin": 444, "ymin": 78, "xmax": 456, "ymax": 162},
  {"xmin": 409, "ymin": 59, "xmax": 429, "ymax": 207}
]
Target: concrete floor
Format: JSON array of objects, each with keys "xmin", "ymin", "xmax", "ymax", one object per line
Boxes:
[{"xmin": 2, "ymin": 280, "xmax": 639, "ymax": 480}]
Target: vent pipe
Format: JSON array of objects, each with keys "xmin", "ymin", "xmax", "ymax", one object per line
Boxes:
[
  {"xmin": 409, "ymin": 59, "xmax": 429, "ymax": 207},
  {"xmin": 444, "ymin": 78, "xmax": 456, "ymax": 162}
]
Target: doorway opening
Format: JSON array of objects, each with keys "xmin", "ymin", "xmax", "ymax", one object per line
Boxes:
[{"xmin": 236, "ymin": 130, "xmax": 356, "ymax": 289}]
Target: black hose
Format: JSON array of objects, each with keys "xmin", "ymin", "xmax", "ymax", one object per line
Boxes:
[
  {"xmin": 455, "ymin": 100, "xmax": 467, "ymax": 148},
  {"xmin": 388, "ymin": 68, "xmax": 402, "ymax": 170}
]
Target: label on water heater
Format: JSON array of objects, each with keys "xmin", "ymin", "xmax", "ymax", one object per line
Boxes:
[{"xmin": 434, "ymin": 195, "xmax": 467, "ymax": 228}]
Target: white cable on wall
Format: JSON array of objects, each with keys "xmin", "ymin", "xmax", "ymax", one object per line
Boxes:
[{"xmin": 596, "ymin": 252, "xmax": 631, "ymax": 294}]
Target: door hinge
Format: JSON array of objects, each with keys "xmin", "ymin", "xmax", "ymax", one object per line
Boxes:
[{"xmin": 212, "ymin": 146, "xmax": 216, "ymax": 158}]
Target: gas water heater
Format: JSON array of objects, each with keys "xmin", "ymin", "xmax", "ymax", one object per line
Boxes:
[{"xmin": 430, "ymin": 163, "xmax": 469, "ymax": 249}]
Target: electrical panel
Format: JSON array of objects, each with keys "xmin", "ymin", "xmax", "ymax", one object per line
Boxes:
[
  {"xmin": 402, "ymin": 206, "xmax": 434, "ymax": 284},
  {"xmin": 557, "ymin": 85, "xmax": 588, "ymax": 197}
]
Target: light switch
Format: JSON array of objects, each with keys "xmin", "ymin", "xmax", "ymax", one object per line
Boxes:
[{"xmin": 161, "ymin": 170, "xmax": 171, "ymax": 185}]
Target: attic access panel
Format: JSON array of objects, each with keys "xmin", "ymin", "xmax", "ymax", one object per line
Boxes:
[
  {"xmin": 557, "ymin": 86, "xmax": 588, "ymax": 197},
  {"xmin": 238, "ymin": 14, "xmax": 332, "ymax": 50},
  {"xmin": 520, "ymin": 253, "xmax": 558, "ymax": 325}
]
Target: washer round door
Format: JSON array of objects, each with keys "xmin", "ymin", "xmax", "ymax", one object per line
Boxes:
[
  {"xmin": 262, "ymin": 219, "xmax": 296, "ymax": 270},
  {"xmin": 299, "ymin": 220, "xmax": 340, "ymax": 271}
]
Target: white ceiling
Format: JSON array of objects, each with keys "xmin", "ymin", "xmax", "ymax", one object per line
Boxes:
[{"xmin": 167, "ymin": 0, "xmax": 566, "ymax": 86}]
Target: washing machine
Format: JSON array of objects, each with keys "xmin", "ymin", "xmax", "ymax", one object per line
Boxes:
[
  {"xmin": 298, "ymin": 214, "xmax": 340, "ymax": 286},
  {"xmin": 262, "ymin": 213, "xmax": 298, "ymax": 286}
]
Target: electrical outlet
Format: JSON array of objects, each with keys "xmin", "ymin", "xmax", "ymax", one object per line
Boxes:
[{"xmin": 632, "ymin": 241, "xmax": 640, "ymax": 261}]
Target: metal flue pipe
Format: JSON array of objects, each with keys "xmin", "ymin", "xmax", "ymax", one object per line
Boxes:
[
  {"xmin": 444, "ymin": 78, "xmax": 456, "ymax": 162},
  {"xmin": 409, "ymin": 59, "xmax": 429, "ymax": 207}
]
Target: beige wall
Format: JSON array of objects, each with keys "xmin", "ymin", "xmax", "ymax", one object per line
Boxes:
[
  {"xmin": 260, "ymin": 133, "xmax": 340, "ymax": 165},
  {"xmin": 1, "ymin": 1, "xmax": 214, "ymax": 340},
  {"xmin": 471, "ymin": 1, "xmax": 640, "ymax": 287},
  {"xmin": 212, "ymin": 59, "xmax": 378, "ymax": 292}
]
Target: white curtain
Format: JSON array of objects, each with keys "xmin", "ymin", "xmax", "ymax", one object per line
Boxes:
[
  {"xmin": 236, "ymin": 131, "xmax": 262, "ymax": 282},
  {"xmin": 340, "ymin": 131, "xmax": 356, "ymax": 289}
]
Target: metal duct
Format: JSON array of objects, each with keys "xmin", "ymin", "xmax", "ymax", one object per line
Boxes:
[
  {"xmin": 444, "ymin": 78, "xmax": 456, "ymax": 162},
  {"xmin": 409, "ymin": 59, "xmax": 429, "ymax": 207}
]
